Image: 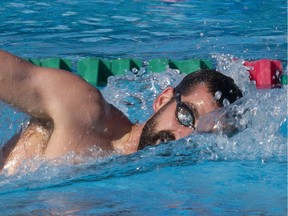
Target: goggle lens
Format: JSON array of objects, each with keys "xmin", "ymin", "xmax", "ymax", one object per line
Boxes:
[
  {"xmin": 177, "ymin": 105, "xmax": 194, "ymax": 127},
  {"xmin": 175, "ymin": 93, "xmax": 195, "ymax": 129}
]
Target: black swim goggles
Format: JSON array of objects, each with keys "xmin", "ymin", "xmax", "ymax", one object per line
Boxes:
[{"xmin": 175, "ymin": 92, "xmax": 196, "ymax": 129}]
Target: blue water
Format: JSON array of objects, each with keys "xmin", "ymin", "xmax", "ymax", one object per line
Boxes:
[
  {"xmin": 0, "ymin": 0, "xmax": 287, "ymax": 215},
  {"xmin": 0, "ymin": 0, "xmax": 286, "ymax": 61}
]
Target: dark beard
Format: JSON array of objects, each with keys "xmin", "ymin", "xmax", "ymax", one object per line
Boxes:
[{"xmin": 138, "ymin": 106, "xmax": 176, "ymax": 150}]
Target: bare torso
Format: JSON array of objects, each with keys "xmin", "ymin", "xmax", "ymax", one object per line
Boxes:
[
  {"xmin": 0, "ymin": 119, "xmax": 52, "ymax": 174},
  {"xmin": 0, "ymin": 105, "xmax": 139, "ymax": 174}
]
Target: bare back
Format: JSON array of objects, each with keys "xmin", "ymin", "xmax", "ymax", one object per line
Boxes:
[{"xmin": 0, "ymin": 50, "xmax": 135, "ymax": 174}]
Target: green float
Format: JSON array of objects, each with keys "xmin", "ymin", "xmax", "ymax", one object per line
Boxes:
[
  {"xmin": 26, "ymin": 57, "xmax": 213, "ymax": 86},
  {"xmin": 281, "ymin": 75, "xmax": 287, "ymax": 85},
  {"xmin": 77, "ymin": 58, "xmax": 111, "ymax": 86},
  {"xmin": 26, "ymin": 58, "xmax": 72, "ymax": 71}
]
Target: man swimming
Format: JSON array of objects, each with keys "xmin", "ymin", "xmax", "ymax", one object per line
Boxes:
[{"xmin": 0, "ymin": 50, "xmax": 243, "ymax": 174}]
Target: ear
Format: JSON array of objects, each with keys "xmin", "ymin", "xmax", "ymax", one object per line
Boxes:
[{"xmin": 153, "ymin": 87, "xmax": 175, "ymax": 112}]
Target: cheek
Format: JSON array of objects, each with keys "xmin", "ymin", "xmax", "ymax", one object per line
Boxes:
[
  {"xmin": 175, "ymin": 126, "xmax": 194, "ymax": 139},
  {"xmin": 155, "ymin": 105, "xmax": 178, "ymax": 128},
  {"xmin": 159, "ymin": 115, "xmax": 177, "ymax": 128}
]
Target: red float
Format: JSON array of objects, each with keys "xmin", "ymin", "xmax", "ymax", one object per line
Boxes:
[{"xmin": 244, "ymin": 59, "xmax": 282, "ymax": 89}]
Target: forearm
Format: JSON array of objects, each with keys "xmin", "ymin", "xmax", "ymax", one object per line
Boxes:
[
  {"xmin": 0, "ymin": 50, "xmax": 32, "ymax": 102},
  {"xmin": 0, "ymin": 50, "xmax": 49, "ymax": 118}
]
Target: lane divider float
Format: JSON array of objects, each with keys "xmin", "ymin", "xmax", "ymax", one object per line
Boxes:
[{"xmin": 25, "ymin": 57, "xmax": 286, "ymax": 88}]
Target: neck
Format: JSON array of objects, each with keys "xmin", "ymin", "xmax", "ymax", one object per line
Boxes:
[{"xmin": 115, "ymin": 123, "xmax": 144, "ymax": 154}]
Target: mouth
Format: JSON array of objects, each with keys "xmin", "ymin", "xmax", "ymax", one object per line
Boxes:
[{"xmin": 154, "ymin": 131, "xmax": 176, "ymax": 145}]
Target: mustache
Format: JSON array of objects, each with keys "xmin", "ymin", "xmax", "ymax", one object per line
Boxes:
[
  {"xmin": 138, "ymin": 130, "xmax": 176, "ymax": 150},
  {"xmin": 152, "ymin": 131, "xmax": 176, "ymax": 144}
]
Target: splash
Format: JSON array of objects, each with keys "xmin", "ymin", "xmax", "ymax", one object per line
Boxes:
[
  {"xmin": 212, "ymin": 53, "xmax": 256, "ymax": 94},
  {"xmin": 101, "ymin": 67, "xmax": 185, "ymax": 123}
]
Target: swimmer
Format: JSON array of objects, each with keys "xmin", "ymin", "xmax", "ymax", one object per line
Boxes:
[{"xmin": 0, "ymin": 50, "xmax": 243, "ymax": 174}]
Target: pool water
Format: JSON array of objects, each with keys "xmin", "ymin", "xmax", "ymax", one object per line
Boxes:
[{"xmin": 0, "ymin": 0, "xmax": 287, "ymax": 215}]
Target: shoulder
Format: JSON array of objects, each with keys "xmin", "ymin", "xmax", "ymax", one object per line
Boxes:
[{"xmin": 29, "ymin": 66, "xmax": 108, "ymax": 127}]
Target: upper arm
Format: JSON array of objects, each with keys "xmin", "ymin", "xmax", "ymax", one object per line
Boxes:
[
  {"xmin": 31, "ymin": 66, "xmax": 109, "ymax": 130},
  {"xmin": 0, "ymin": 51, "xmax": 41, "ymax": 116},
  {"xmin": 0, "ymin": 50, "xmax": 107, "ymax": 123}
]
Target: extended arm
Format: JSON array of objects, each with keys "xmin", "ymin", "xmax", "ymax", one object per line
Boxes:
[
  {"xmin": 0, "ymin": 50, "xmax": 114, "ymax": 158},
  {"xmin": 0, "ymin": 50, "xmax": 49, "ymax": 118},
  {"xmin": 0, "ymin": 50, "xmax": 105, "ymax": 120}
]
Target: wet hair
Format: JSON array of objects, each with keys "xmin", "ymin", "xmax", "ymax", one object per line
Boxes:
[{"xmin": 174, "ymin": 69, "xmax": 243, "ymax": 106}]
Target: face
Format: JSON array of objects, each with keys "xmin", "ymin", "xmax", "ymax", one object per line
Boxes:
[{"xmin": 138, "ymin": 84, "xmax": 219, "ymax": 150}]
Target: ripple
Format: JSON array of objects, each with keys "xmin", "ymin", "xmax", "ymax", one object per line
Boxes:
[
  {"xmin": 47, "ymin": 25, "xmax": 71, "ymax": 31},
  {"xmin": 111, "ymin": 16, "xmax": 141, "ymax": 22},
  {"xmin": 7, "ymin": 3, "xmax": 26, "ymax": 8},
  {"xmin": 21, "ymin": 10, "xmax": 38, "ymax": 14},
  {"xmin": 62, "ymin": 11, "xmax": 77, "ymax": 17},
  {"xmin": 79, "ymin": 37, "xmax": 110, "ymax": 43}
]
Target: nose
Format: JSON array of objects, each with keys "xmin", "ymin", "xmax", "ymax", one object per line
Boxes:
[{"xmin": 174, "ymin": 125, "xmax": 194, "ymax": 140}]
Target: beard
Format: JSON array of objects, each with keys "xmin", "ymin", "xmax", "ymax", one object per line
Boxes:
[{"xmin": 138, "ymin": 104, "xmax": 176, "ymax": 150}]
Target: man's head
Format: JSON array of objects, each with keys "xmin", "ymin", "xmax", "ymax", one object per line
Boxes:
[{"xmin": 138, "ymin": 69, "xmax": 243, "ymax": 150}]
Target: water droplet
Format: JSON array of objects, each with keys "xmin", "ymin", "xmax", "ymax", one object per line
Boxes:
[
  {"xmin": 132, "ymin": 68, "xmax": 138, "ymax": 74},
  {"xmin": 223, "ymin": 98, "xmax": 230, "ymax": 107},
  {"xmin": 214, "ymin": 91, "xmax": 222, "ymax": 100}
]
